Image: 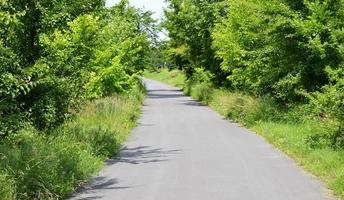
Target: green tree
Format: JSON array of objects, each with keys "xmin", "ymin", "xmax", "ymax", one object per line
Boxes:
[
  {"xmin": 164, "ymin": 0, "xmax": 226, "ymax": 84},
  {"xmin": 213, "ymin": 0, "xmax": 344, "ymax": 102},
  {"xmin": 0, "ymin": 0, "xmax": 154, "ymax": 132}
]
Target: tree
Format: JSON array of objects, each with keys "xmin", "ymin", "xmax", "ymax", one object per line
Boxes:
[
  {"xmin": 164, "ymin": 0, "xmax": 227, "ymax": 84},
  {"xmin": 0, "ymin": 0, "xmax": 154, "ymax": 132}
]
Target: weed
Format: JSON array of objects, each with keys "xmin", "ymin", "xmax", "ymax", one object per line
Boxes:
[{"xmin": 0, "ymin": 86, "xmax": 144, "ymax": 199}]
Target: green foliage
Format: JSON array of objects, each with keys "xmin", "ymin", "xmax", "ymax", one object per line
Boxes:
[
  {"xmin": 145, "ymin": 41, "xmax": 175, "ymax": 70},
  {"xmin": 0, "ymin": 1, "xmax": 153, "ymax": 132},
  {"xmin": 184, "ymin": 68, "xmax": 214, "ymax": 103},
  {"xmin": 0, "ymin": 128, "xmax": 102, "ymax": 199},
  {"xmin": 161, "ymin": 0, "xmax": 344, "ymax": 195},
  {"xmin": 310, "ymin": 67, "xmax": 344, "ymax": 120},
  {"xmin": 143, "ymin": 68, "xmax": 186, "ymax": 88},
  {"xmin": 0, "ymin": 0, "xmax": 153, "ymax": 199},
  {"xmin": 308, "ymin": 67, "xmax": 344, "ymax": 149},
  {"xmin": 0, "ymin": 87, "xmax": 144, "ymax": 199},
  {"xmin": 212, "ymin": 0, "xmax": 344, "ymax": 103},
  {"xmin": 165, "ymin": 0, "xmax": 344, "ymax": 150},
  {"xmin": 164, "ymin": 0, "xmax": 226, "ymax": 81},
  {"xmin": 86, "ymin": 60, "xmax": 135, "ymax": 99},
  {"xmin": 69, "ymin": 85, "xmax": 144, "ymax": 157},
  {"xmin": 0, "ymin": 173, "xmax": 15, "ymax": 200}
]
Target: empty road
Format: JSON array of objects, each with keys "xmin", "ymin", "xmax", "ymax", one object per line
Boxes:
[{"xmin": 69, "ymin": 79, "xmax": 332, "ymax": 200}]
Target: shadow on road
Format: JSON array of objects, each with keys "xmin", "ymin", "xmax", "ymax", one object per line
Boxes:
[
  {"xmin": 147, "ymin": 92, "xmax": 185, "ymax": 99},
  {"xmin": 66, "ymin": 177, "xmax": 129, "ymax": 200},
  {"xmin": 106, "ymin": 146, "xmax": 182, "ymax": 165},
  {"xmin": 148, "ymin": 89, "xmax": 182, "ymax": 92},
  {"xmin": 67, "ymin": 146, "xmax": 181, "ymax": 199},
  {"xmin": 179, "ymin": 99, "xmax": 206, "ymax": 107}
]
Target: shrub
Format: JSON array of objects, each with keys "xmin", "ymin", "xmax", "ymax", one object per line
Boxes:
[
  {"xmin": 1, "ymin": 1, "xmax": 153, "ymax": 134},
  {"xmin": 0, "ymin": 1, "xmax": 151, "ymax": 199},
  {"xmin": 308, "ymin": 67, "xmax": 344, "ymax": 149},
  {"xmin": 0, "ymin": 127, "xmax": 101, "ymax": 199},
  {"xmin": 212, "ymin": 0, "xmax": 344, "ymax": 102},
  {"xmin": 165, "ymin": 0, "xmax": 344, "ymax": 149},
  {"xmin": 0, "ymin": 85, "xmax": 144, "ymax": 199},
  {"xmin": 0, "ymin": 173, "xmax": 15, "ymax": 200}
]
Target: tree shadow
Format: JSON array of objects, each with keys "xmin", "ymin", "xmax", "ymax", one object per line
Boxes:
[
  {"xmin": 138, "ymin": 123, "xmax": 155, "ymax": 127},
  {"xmin": 179, "ymin": 99, "xmax": 206, "ymax": 107},
  {"xmin": 67, "ymin": 146, "xmax": 181, "ymax": 199},
  {"xmin": 106, "ymin": 146, "xmax": 182, "ymax": 165},
  {"xmin": 66, "ymin": 177, "xmax": 129, "ymax": 200},
  {"xmin": 148, "ymin": 89, "xmax": 182, "ymax": 92},
  {"xmin": 147, "ymin": 93, "xmax": 185, "ymax": 99}
]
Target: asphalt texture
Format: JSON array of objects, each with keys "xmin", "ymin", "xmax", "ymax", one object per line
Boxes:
[{"xmin": 68, "ymin": 79, "xmax": 333, "ymax": 200}]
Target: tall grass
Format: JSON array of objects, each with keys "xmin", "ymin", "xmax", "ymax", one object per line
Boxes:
[
  {"xmin": 0, "ymin": 85, "xmax": 144, "ymax": 200},
  {"xmin": 144, "ymin": 70, "xmax": 344, "ymax": 199},
  {"xmin": 143, "ymin": 69, "xmax": 186, "ymax": 88}
]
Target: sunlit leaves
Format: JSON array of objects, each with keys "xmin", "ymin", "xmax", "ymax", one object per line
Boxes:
[{"xmin": 0, "ymin": 0, "xmax": 153, "ymax": 132}]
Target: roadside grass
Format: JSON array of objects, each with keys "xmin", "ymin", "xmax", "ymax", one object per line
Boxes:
[
  {"xmin": 143, "ymin": 68, "xmax": 186, "ymax": 88},
  {"xmin": 144, "ymin": 70, "xmax": 344, "ymax": 199},
  {"xmin": 0, "ymin": 85, "xmax": 145, "ymax": 200},
  {"xmin": 255, "ymin": 122, "xmax": 344, "ymax": 198}
]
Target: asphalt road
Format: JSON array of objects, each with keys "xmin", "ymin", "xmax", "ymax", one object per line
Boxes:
[{"xmin": 68, "ymin": 79, "xmax": 332, "ymax": 200}]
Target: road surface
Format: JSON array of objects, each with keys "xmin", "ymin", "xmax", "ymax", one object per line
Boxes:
[{"xmin": 68, "ymin": 79, "xmax": 332, "ymax": 200}]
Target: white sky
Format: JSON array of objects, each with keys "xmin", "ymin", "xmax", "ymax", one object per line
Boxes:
[{"xmin": 106, "ymin": 0, "xmax": 167, "ymax": 20}]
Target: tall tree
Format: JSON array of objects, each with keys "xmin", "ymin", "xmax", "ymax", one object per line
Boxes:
[{"xmin": 164, "ymin": 0, "xmax": 227, "ymax": 84}]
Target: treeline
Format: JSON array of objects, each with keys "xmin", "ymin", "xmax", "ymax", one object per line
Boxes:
[
  {"xmin": 0, "ymin": 0, "xmax": 153, "ymax": 134},
  {"xmin": 164, "ymin": 0, "xmax": 344, "ymax": 149},
  {"xmin": 0, "ymin": 0, "xmax": 153, "ymax": 199}
]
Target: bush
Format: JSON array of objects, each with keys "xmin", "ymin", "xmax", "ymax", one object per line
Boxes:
[
  {"xmin": 0, "ymin": 173, "xmax": 15, "ymax": 200},
  {"xmin": 307, "ymin": 66, "xmax": 344, "ymax": 149},
  {"xmin": 0, "ymin": 127, "xmax": 102, "ymax": 199},
  {"xmin": 211, "ymin": 0, "xmax": 344, "ymax": 102},
  {"xmin": 0, "ymin": 1, "xmax": 153, "ymax": 134},
  {"xmin": 0, "ymin": 85, "xmax": 144, "ymax": 199},
  {"xmin": 165, "ymin": 0, "xmax": 344, "ymax": 132},
  {"xmin": 184, "ymin": 72, "xmax": 330, "ymax": 128},
  {"xmin": 0, "ymin": 1, "xmax": 152, "ymax": 199},
  {"xmin": 165, "ymin": 0, "xmax": 344, "ymax": 149}
]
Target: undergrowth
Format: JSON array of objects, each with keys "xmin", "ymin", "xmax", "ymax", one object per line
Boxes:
[
  {"xmin": 143, "ymin": 69, "xmax": 185, "ymax": 88},
  {"xmin": 0, "ymin": 85, "xmax": 144, "ymax": 200}
]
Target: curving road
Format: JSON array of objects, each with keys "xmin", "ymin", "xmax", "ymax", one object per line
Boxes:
[{"xmin": 68, "ymin": 79, "xmax": 332, "ymax": 200}]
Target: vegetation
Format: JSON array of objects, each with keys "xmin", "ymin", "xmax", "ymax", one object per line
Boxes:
[
  {"xmin": 164, "ymin": 0, "xmax": 344, "ymax": 149},
  {"xmin": 0, "ymin": 0, "xmax": 153, "ymax": 133},
  {"xmin": 0, "ymin": 0, "xmax": 152, "ymax": 199},
  {"xmin": 0, "ymin": 87, "xmax": 144, "ymax": 199},
  {"xmin": 2, "ymin": 0, "xmax": 344, "ymax": 198},
  {"xmin": 143, "ymin": 68, "xmax": 185, "ymax": 88}
]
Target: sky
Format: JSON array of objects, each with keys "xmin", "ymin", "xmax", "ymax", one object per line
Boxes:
[{"xmin": 106, "ymin": 0, "xmax": 167, "ymax": 20}]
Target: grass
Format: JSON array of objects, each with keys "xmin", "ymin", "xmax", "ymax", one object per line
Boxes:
[
  {"xmin": 143, "ymin": 68, "xmax": 186, "ymax": 88},
  {"xmin": 0, "ymin": 85, "xmax": 145, "ymax": 200},
  {"xmin": 255, "ymin": 122, "xmax": 344, "ymax": 198},
  {"xmin": 144, "ymin": 69, "xmax": 344, "ymax": 199}
]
